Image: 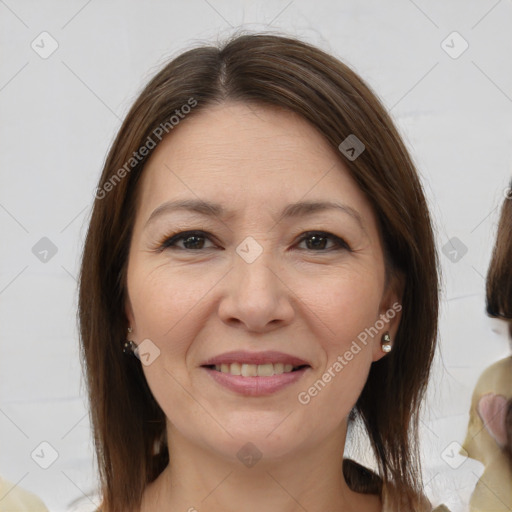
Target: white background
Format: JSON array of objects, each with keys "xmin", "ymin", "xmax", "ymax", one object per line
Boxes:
[{"xmin": 1, "ymin": 1, "xmax": 512, "ymax": 511}]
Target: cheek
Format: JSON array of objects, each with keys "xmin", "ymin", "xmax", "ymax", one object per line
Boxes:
[
  {"xmin": 129, "ymin": 261, "xmax": 216, "ymax": 340},
  {"xmin": 293, "ymin": 273, "xmax": 380, "ymax": 416},
  {"xmin": 296, "ymin": 351, "xmax": 370, "ymax": 444},
  {"xmin": 306, "ymin": 271, "xmax": 382, "ymax": 348},
  {"xmin": 130, "ymin": 264, "xmax": 212, "ymax": 428}
]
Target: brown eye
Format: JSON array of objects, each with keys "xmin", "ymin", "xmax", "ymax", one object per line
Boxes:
[
  {"xmin": 296, "ymin": 231, "xmax": 351, "ymax": 252},
  {"xmin": 160, "ymin": 231, "xmax": 215, "ymax": 251},
  {"xmin": 179, "ymin": 234, "xmax": 206, "ymax": 250}
]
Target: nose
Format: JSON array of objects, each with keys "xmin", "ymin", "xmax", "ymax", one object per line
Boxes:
[{"xmin": 217, "ymin": 249, "xmax": 295, "ymax": 333}]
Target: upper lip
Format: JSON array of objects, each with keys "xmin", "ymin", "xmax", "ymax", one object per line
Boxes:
[{"xmin": 201, "ymin": 350, "xmax": 310, "ymax": 367}]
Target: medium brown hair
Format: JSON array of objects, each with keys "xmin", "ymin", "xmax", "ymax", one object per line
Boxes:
[
  {"xmin": 486, "ymin": 181, "xmax": 512, "ymax": 338},
  {"xmin": 78, "ymin": 32, "xmax": 439, "ymax": 511},
  {"xmin": 486, "ymin": 181, "xmax": 512, "ymax": 463}
]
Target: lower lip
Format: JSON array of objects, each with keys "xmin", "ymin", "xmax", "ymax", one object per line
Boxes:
[{"xmin": 202, "ymin": 366, "xmax": 309, "ymax": 396}]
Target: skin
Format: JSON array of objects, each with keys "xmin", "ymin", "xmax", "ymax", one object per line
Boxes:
[{"xmin": 125, "ymin": 101, "xmax": 403, "ymax": 512}]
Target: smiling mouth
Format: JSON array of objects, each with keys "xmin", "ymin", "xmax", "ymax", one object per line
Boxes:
[{"xmin": 202, "ymin": 363, "xmax": 310, "ymax": 377}]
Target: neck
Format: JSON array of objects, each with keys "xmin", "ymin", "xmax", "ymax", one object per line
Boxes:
[{"xmin": 140, "ymin": 420, "xmax": 381, "ymax": 512}]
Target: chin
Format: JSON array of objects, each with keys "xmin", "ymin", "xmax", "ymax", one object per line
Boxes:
[
  {"xmin": 201, "ymin": 419, "xmax": 317, "ymax": 463},
  {"xmin": 211, "ymin": 435, "xmax": 302, "ymax": 466}
]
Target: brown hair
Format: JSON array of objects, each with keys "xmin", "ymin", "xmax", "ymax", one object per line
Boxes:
[
  {"xmin": 78, "ymin": 32, "xmax": 439, "ymax": 511},
  {"xmin": 486, "ymin": 181, "xmax": 512, "ymax": 463},
  {"xmin": 486, "ymin": 181, "xmax": 512, "ymax": 338}
]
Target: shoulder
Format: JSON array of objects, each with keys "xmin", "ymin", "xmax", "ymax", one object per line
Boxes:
[
  {"xmin": 470, "ymin": 356, "xmax": 512, "ymax": 400},
  {"xmin": 477, "ymin": 356, "xmax": 512, "ymax": 383}
]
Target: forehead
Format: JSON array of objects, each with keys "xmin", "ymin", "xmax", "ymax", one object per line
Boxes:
[{"xmin": 136, "ymin": 101, "xmax": 376, "ymax": 226}]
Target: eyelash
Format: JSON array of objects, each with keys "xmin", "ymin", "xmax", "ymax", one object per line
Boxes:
[{"xmin": 155, "ymin": 230, "xmax": 351, "ymax": 253}]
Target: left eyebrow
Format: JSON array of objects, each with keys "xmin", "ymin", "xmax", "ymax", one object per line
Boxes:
[
  {"xmin": 279, "ymin": 200, "xmax": 364, "ymax": 229},
  {"xmin": 144, "ymin": 198, "xmax": 365, "ymax": 230}
]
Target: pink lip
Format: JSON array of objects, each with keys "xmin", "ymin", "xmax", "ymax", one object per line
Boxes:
[
  {"xmin": 202, "ymin": 366, "xmax": 309, "ymax": 396},
  {"xmin": 200, "ymin": 350, "xmax": 310, "ymax": 367}
]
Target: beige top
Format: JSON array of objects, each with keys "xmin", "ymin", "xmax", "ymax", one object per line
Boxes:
[
  {"xmin": 462, "ymin": 356, "xmax": 512, "ymax": 511},
  {"xmin": 0, "ymin": 476, "xmax": 49, "ymax": 512}
]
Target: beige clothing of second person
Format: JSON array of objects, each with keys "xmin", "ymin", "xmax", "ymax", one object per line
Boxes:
[
  {"xmin": 462, "ymin": 356, "xmax": 512, "ymax": 511},
  {"xmin": 0, "ymin": 475, "xmax": 49, "ymax": 512}
]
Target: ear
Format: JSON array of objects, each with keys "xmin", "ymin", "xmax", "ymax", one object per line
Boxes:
[
  {"xmin": 125, "ymin": 295, "xmax": 136, "ymax": 337},
  {"xmin": 371, "ymin": 270, "xmax": 405, "ymax": 362}
]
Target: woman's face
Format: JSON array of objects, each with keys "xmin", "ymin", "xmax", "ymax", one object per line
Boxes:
[{"xmin": 125, "ymin": 102, "xmax": 401, "ymax": 462}]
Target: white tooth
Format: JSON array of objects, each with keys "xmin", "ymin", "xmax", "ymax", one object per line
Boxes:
[
  {"xmin": 230, "ymin": 362, "xmax": 241, "ymax": 375},
  {"xmin": 257, "ymin": 363, "xmax": 274, "ymax": 376},
  {"xmin": 241, "ymin": 364, "xmax": 258, "ymax": 377},
  {"xmin": 217, "ymin": 362, "xmax": 299, "ymax": 376},
  {"xmin": 273, "ymin": 363, "xmax": 284, "ymax": 374}
]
